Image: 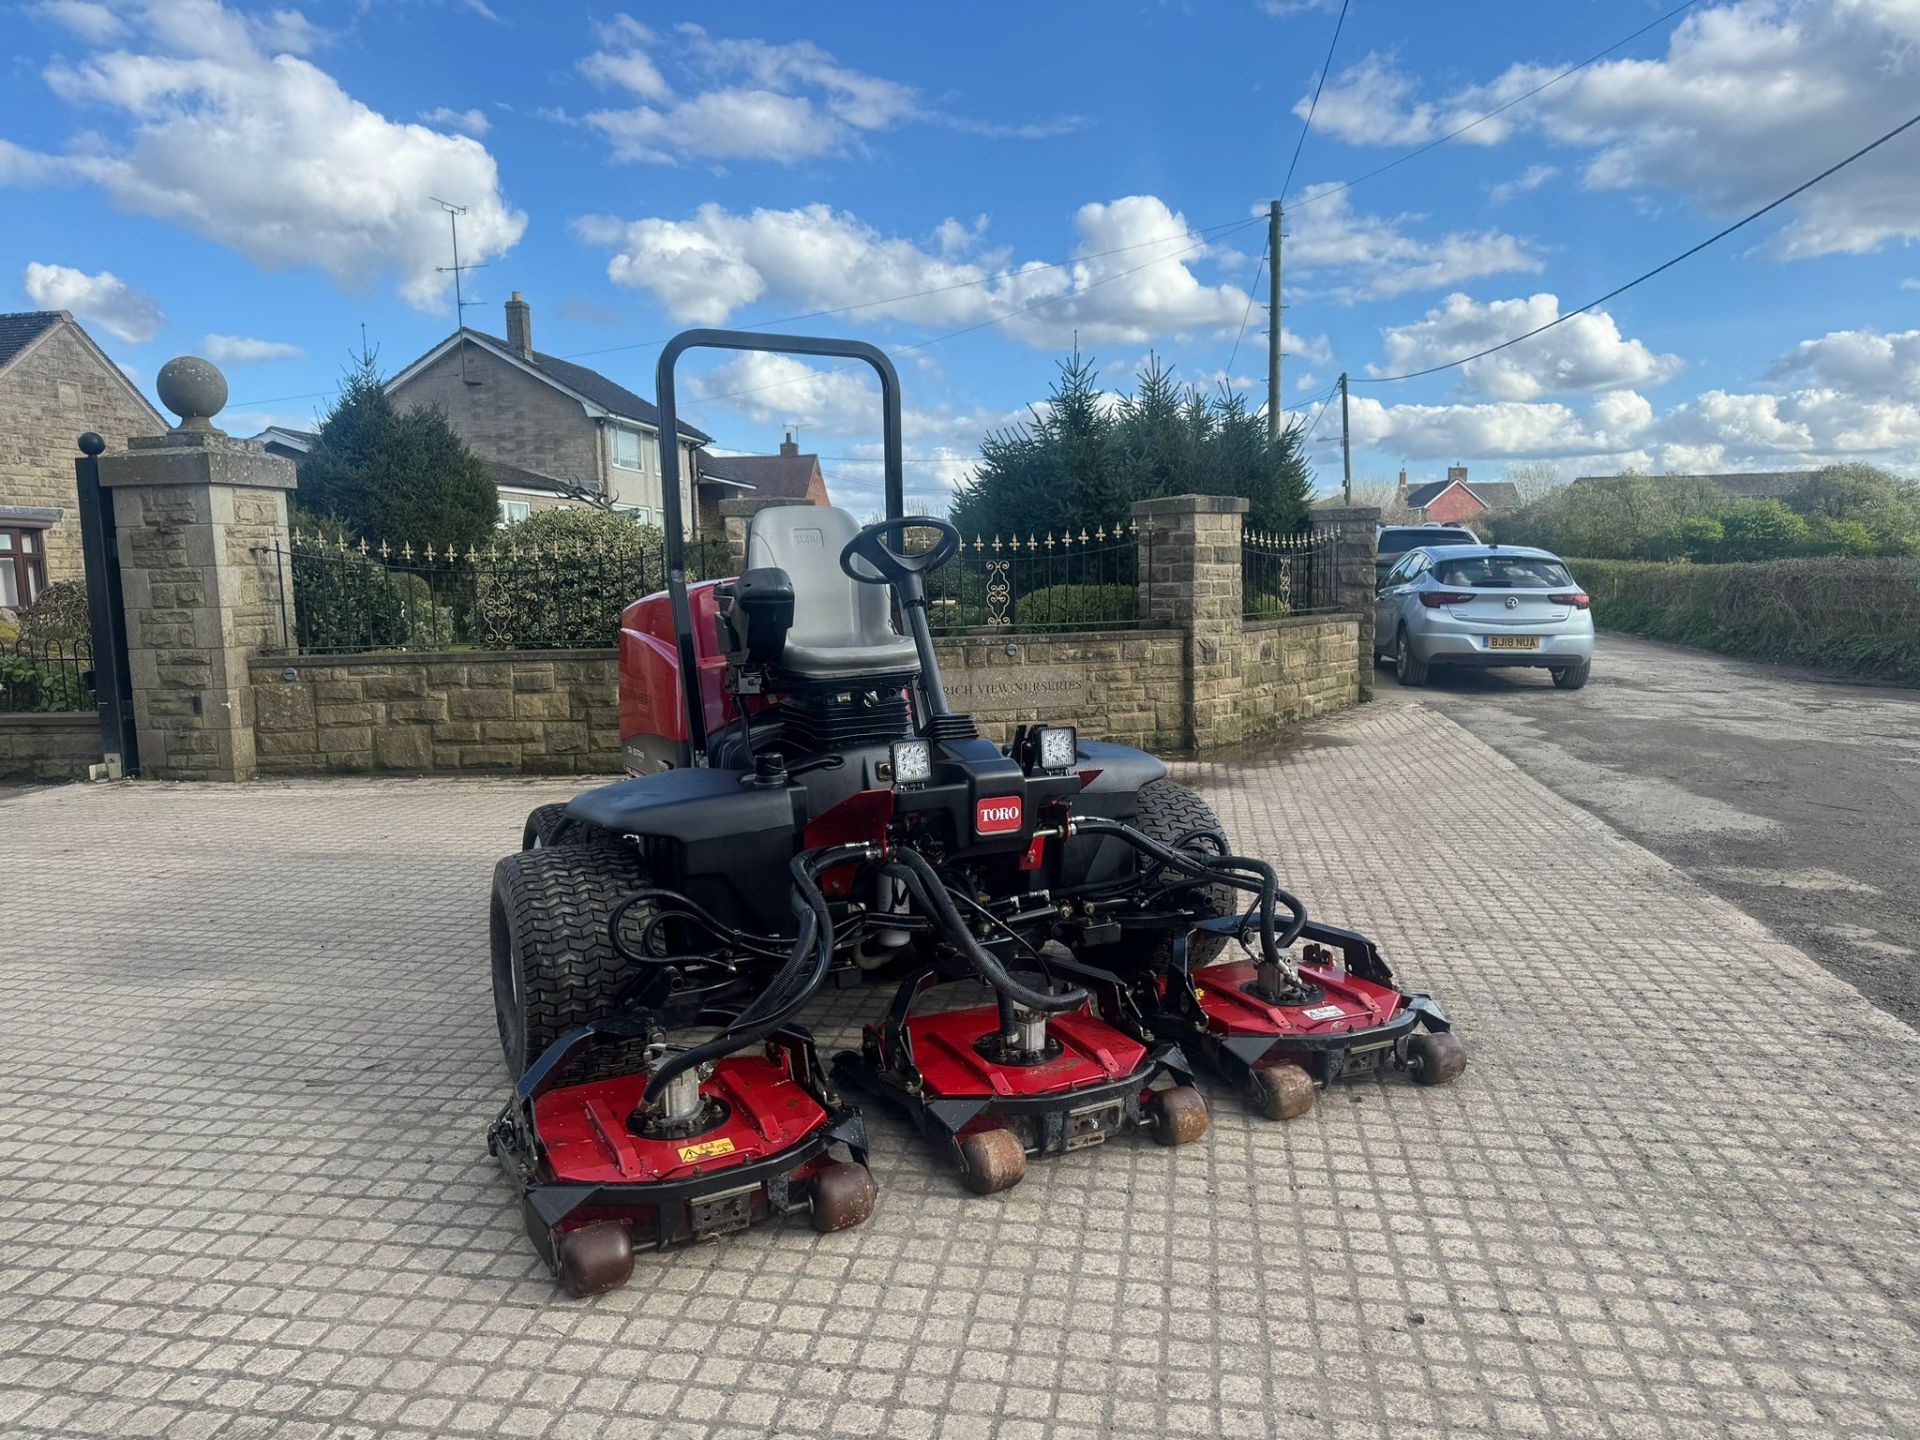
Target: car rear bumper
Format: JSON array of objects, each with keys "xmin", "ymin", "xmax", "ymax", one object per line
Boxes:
[{"xmin": 1417, "ymin": 631, "xmax": 1594, "ymax": 667}]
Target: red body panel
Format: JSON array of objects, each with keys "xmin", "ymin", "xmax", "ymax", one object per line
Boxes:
[
  {"xmin": 618, "ymin": 581, "xmax": 736, "ymax": 751},
  {"xmin": 906, "ymin": 1005, "xmax": 1148, "ymax": 1099},
  {"xmin": 534, "ymin": 1052, "xmax": 828, "ymax": 1186},
  {"xmin": 1186, "ymin": 959, "xmax": 1405, "ymax": 1039}
]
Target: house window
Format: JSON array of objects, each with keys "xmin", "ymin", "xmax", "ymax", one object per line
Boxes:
[
  {"xmin": 499, "ymin": 498, "xmax": 532, "ymax": 526},
  {"xmin": 0, "ymin": 527, "xmax": 48, "ymax": 609},
  {"xmin": 611, "ymin": 426, "xmax": 644, "ymax": 471}
]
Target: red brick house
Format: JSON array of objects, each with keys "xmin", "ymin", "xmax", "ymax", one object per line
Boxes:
[
  {"xmin": 1396, "ymin": 466, "xmax": 1519, "ymax": 525},
  {"xmin": 693, "ymin": 433, "xmax": 831, "ymax": 532}
]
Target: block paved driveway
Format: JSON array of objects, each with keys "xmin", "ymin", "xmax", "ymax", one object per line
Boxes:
[{"xmin": 1, "ymin": 704, "xmax": 1916, "ymax": 1440}]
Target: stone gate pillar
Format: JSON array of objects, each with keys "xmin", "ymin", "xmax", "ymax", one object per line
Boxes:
[
  {"xmin": 95, "ymin": 357, "xmax": 296, "ymax": 781},
  {"xmin": 1310, "ymin": 504, "xmax": 1381, "ymax": 701},
  {"xmin": 1131, "ymin": 494, "xmax": 1248, "ymax": 749}
]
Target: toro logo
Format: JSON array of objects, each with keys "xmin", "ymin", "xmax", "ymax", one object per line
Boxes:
[{"xmin": 974, "ymin": 796, "xmax": 1023, "ymax": 835}]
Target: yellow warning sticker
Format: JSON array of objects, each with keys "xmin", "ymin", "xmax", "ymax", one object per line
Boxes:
[{"xmin": 678, "ymin": 1137, "xmax": 737, "ymax": 1164}]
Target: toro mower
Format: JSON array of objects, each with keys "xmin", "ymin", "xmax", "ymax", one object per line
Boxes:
[{"xmin": 485, "ymin": 328, "xmax": 1461, "ymax": 1293}]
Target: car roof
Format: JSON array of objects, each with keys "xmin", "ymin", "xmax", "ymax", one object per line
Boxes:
[
  {"xmin": 1404, "ymin": 543, "xmax": 1564, "ymax": 562},
  {"xmin": 1378, "ymin": 523, "xmax": 1475, "ymax": 536}
]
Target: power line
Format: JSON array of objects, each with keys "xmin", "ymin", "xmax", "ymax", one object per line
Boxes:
[
  {"xmin": 1289, "ymin": 0, "xmax": 1703, "ymax": 210},
  {"xmin": 1282, "ymin": 0, "xmax": 1352, "ymax": 201},
  {"xmin": 1224, "ymin": 240, "xmax": 1268, "ymax": 377},
  {"xmin": 1354, "ymin": 108, "xmax": 1920, "ymax": 385}
]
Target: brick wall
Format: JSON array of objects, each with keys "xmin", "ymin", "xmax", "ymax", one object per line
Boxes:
[
  {"xmin": 0, "ymin": 713, "xmax": 101, "ymax": 781},
  {"xmin": 0, "ymin": 321, "xmax": 164, "ymax": 583}
]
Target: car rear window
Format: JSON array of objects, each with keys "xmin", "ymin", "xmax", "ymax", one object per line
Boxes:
[
  {"xmin": 1380, "ymin": 528, "xmax": 1475, "ymax": 550},
  {"xmin": 1432, "ymin": 555, "xmax": 1574, "ymax": 588}
]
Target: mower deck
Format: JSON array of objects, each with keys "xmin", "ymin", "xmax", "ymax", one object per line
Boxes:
[
  {"xmin": 834, "ymin": 968, "xmax": 1207, "ymax": 1194},
  {"xmin": 491, "ymin": 1022, "xmax": 874, "ymax": 1294}
]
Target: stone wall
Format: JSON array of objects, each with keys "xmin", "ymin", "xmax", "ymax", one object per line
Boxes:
[
  {"xmin": 0, "ymin": 712, "xmax": 101, "ymax": 782},
  {"xmin": 250, "ymin": 650, "xmax": 620, "ymax": 775},
  {"xmin": 1236, "ymin": 615, "xmax": 1363, "ymax": 736},
  {"xmin": 936, "ymin": 630, "xmax": 1186, "ymax": 752},
  {"xmin": 0, "ymin": 319, "xmax": 165, "ymax": 583}
]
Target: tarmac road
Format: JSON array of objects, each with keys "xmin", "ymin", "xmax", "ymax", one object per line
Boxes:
[{"xmin": 1372, "ymin": 631, "xmax": 1920, "ymax": 1027}]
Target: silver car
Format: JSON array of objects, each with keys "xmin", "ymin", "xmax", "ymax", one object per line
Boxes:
[{"xmin": 1375, "ymin": 544, "xmax": 1594, "ymax": 689}]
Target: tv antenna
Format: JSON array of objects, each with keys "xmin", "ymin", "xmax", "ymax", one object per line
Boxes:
[{"xmin": 431, "ymin": 196, "xmax": 487, "ymax": 325}]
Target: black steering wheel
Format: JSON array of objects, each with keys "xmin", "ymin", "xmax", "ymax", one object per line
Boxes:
[{"xmin": 839, "ymin": 516, "xmax": 962, "ymax": 589}]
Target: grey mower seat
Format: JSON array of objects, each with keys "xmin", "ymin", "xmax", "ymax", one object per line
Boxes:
[{"xmin": 745, "ymin": 504, "xmax": 921, "ymax": 678}]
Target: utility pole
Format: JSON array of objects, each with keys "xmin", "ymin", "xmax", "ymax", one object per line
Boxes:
[
  {"xmin": 1267, "ymin": 200, "xmax": 1283, "ymax": 441},
  {"xmin": 1339, "ymin": 372, "xmax": 1352, "ymax": 505}
]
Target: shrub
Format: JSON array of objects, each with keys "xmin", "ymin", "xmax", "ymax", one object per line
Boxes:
[
  {"xmin": 1007, "ymin": 583, "xmax": 1138, "ymax": 630},
  {"xmin": 1573, "ymin": 555, "xmax": 1920, "ymax": 684},
  {"xmin": 0, "ymin": 646, "xmax": 92, "ymax": 712},
  {"xmin": 14, "ymin": 580, "xmax": 90, "ymax": 642},
  {"xmin": 474, "ymin": 509, "xmax": 689, "ymax": 650}
]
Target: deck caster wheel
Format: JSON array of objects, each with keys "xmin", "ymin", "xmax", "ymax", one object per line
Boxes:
[
  {"xmin": 811, "ymin": 1162, "xmax": 878, "ymax": 1233},
  {"xmin": 1146, "ymin": 1084, "xmax": 1210, "ymax": 1146},
  {"xmin": 556, "ymin": 1223, "xmax": 634, "ymax": 1297},
  {"xmin": 1407, "ymin": 1031, "xmax": 1467, "ymax": 1086},
  {"xmin": 1248, "ymin": 1064, "xmax": 1317, "ymax": 1120},
  {"xmin": 957, "ymin": 1129, "xmax": 1026, "ymax": 1196}
]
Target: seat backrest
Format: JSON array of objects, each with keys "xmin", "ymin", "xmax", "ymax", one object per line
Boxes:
[{"xmin": 745, "ymin": 505, "xmax": 899, "ymax": 652}]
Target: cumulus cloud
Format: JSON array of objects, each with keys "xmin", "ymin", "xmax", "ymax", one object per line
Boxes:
[
  {"xmin": 201, "ymin": 333, "xmax": 304, "ymax": 364},
  {"xmin": 23, "ymin": 262, "xmax": 164, "ymax": 342},
  {"xmin": 28, "ymin": 0, "xmax": 126, "ymax": 41},
  {"xmin": 577, "ymin": 195, "xmax": 1260, "ymax": 348},
  {"xmin": 1372, "ymin": 293, "xmax": 1684, "ymax": 400},
  {"xmin": 1489, "ymin": 164, "xmax": 1558, "ymax": 204},
  {"xmin": 418, "ymin": 105, "xmax": 490, "ymax": 137},
  {"xmin": 1301, "ymin": 3, "xmax": 1920, "ymax": 258},
  {"xmin": 1283, "ymin": 185, "xmax": 1541, "ymax": 301},
  {"xmin": 574, "ymin": 18, "xmax": 1083, "ymax": 165},
  {"xmin": 4, "ymin": 0, "xmax": 525, "ymax": 311},
  {"xmin": 1319, "ymin": 326, "xmax": 1920, "ymax": 473}
]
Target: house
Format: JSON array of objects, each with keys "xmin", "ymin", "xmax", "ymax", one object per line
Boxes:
[
  {"xmin": 0, "ymin": 310, "xmax": 165, "ymax": 607},
  {"xmin": 693, "ymin": 433, "xmax": 831, "ymax": 532},
  {"xmin": 1572, "ymin": 470, "xmax": 1819, "ymax": 500},
  {"xmin": 1394, "ymin": 465, "xmax": 1519, "ymax": 524},
  {"xmin": 252, "ymin": 425, "xmax": 318, "ymax": 466},
  {"xmin": 384, "ymin": 292, "xmax": 728, "ymax": 533}
]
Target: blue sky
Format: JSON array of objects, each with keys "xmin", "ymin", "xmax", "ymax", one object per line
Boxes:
[{"xmin": 3, "ymin": 0, "xmax": 1916, "ymax": 514}]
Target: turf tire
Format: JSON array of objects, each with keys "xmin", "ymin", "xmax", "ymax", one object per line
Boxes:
[
  {"xmin": 522, "ymin": 802, "xmax": 626, "ymax": 853},
  {"xmin": 492, "ymin": 844, "xmax": 647, "ymax": 1077},
  {"xmin": 1132, "ymin": 778, "xmax": 1240, "ymax": 966}
]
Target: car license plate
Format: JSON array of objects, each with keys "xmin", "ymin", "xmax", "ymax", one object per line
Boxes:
[{"xmin": 1487, "ymin": 635, "xmax": 1540, "ymax": 650}]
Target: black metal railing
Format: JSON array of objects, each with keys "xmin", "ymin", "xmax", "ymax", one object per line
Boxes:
[
  {"xmin": 925, "ymin": 522, "xmax": 1148, "ymax": 634},
  {"xmin": 269, "ymin": 532, "xmax": 733, "ymax": 655},
  {"xmin": 1, "ymin": 637, "xmax": 96, "ymax": 713},
  {"xmin": 1242, "ymin": 527, "xmax": 1338, "ymax": 618}
]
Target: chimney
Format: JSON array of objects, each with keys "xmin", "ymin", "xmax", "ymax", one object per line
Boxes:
[
  {"xmin": 778, "ymin": 428, "xmax": 799, "ymax": 458},
  {"xmin": 1447, "ymin": 464, "xmax": 1468, "ymax": 486},
  {"xmin": 505, "ymin": 292, "xmax": 532, "ymax": 359},
  {"xmin": 1396, "ymin": 467, "xmax": 1408, "ymax": 502}
]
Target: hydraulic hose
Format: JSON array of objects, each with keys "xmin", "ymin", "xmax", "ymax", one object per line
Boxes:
[
  {"xmin": 1073, "ymin": 818, "xmax": 1308, "ymax": 961},
  {"xmin": 641, "ymin": 841, "xmax": 873, "ymax": 1103},
  {"xmin": 884, "ymin": 847, "xmax": 1086, "ymax": 1013}
]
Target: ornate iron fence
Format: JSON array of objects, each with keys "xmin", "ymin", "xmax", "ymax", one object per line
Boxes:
[
  {"xmin": 269, "ymin": 530, "xmax": 732, "ymax": 655},
  {"xmin": 1, "ymin": 637, "xmax": 95, "ymax": 713},
  {"xmin": 1242, "ymin": 527, "xmax": 1338, "ymax": 618},
  {"xmin": 924, "ymin": 522, "xmax": 1149, "ymax": 634}
]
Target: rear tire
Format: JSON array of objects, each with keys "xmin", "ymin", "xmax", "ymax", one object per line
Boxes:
[
  {"xmin": 1132, "ymin": 779, "xmax": 1240, "ymax": 966},
  {"xmin": 491, "ymin": 845, "xmax": 646, "ymax": 1077},
  {"xmin": 1551, "ymin": 660, "xmax": 1590, "ymax": 690},
  {"xmin": 1394, "ymin": 629, "xmax": 1429, "ymax": 687}
]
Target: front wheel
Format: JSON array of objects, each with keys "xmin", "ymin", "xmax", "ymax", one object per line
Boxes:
[{"xmin": 1132, "ymin": 779, "xmax": 1240, "ymax": 966}]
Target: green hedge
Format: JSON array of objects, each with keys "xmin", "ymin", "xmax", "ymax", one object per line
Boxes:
[{"xmin": 1572, "ymin": 556, "xmax": 1920, "ymax": 685}]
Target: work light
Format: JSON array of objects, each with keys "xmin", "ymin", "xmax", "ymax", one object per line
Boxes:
[
  {"xmin": 1036, "ymin": 726, "xmax": 1077, "ymax": 773},
  {"xmin": 890, "ymin": 738, "xmax": 933, "ymax": 787}
]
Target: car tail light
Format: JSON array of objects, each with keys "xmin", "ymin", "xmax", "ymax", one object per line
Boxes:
[
  {"xmin": 1549, "ymin": 592, "xmax": 1591, "ymax": 609},
  {"xmin": 1418, "ymin": 591, "xmax": 1476, "ymax": 608}
]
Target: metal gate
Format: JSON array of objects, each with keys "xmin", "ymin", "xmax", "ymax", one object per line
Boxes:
[{"xmin": 73, "ymin": 433, "xmax": 138, "ymax": 778}]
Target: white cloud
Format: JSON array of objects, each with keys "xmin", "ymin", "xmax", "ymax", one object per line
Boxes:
[
  {"xmin": 201, "ymin": 333, "xmax": 304, "ymax": 364},
  {"xmin": 28, "ymin": 1, "xmax": 126, "ymax": 41},
  {"xmin": 1489, "ymin": 164, "xmax": 1558, "ymax": 204},
  {"xmin": 578, "ymin": 195, "xmax": 1261, "ymax": 348},
  {"xmin": 1283, "ymin": 185, "xmax": 1541, "ymax": 301},
  {"xmin": 6, "ymin": 0, "xmax": 525, "ymax": 311},
  {"xmin": 574, "ymin": 17, "xmax": 1080, "ymax": 165},
  {"xmin": 23, "ymin": 262, "xmax": 164, "ymax": 342},
  {"xmin": 1767, "ymin": 326, "xmax": 1920, "ymax": 401},
  {"xmin": 1303, "ymin": 4, "xmax": 1920, "ymax": 258},
  {"xmin": 1902, "ymin": 278, "xmax": 1920, "ymax": 292},
  {"xmin": 418, "ymin": 106, "xmax": 490, "ymax": 137},
  {"xmin": 1373, "ymin": 292, "xmax": 1684, "ymax": 400}
]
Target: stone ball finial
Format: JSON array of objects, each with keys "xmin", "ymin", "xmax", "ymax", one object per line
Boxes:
[
  {"xmin": 77, "ymin": 431, "xmax": 106, "ymax": 456},
  {"xmin": 156, "ymin": 355, "xmax": 229, "ymax": 434}
]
